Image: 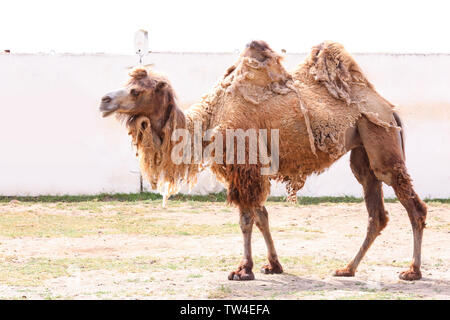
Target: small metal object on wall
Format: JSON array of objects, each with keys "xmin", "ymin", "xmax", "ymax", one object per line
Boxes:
[{"xmin": 134, "ymin": 29, "xmax": 149, "ymax": 64}]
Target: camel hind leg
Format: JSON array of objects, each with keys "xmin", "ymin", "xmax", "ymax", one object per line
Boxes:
[
  {"xmin": 356, "ymin": 116, "xmax": 427, "ymax": 280},
  {"xmin": 334, "ymin": 147, "xmax": 388, "ymax": 277}
]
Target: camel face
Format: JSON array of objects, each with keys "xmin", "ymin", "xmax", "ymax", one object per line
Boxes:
[
  {"xmin": 99, "ymin": 85, "xmax": 153, "ymax": 118},
  {"xmin": 99, "ymin": 88, "xmax": 132, "ymax": 117},
  {"xmin": 99, "ymin": 68, "xmax": 175, "ymax": 133}
]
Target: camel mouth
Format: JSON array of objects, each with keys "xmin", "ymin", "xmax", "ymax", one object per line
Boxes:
[
  {"xmin": 101, "ymin": 109, "xmax": 116, "ymax": 118},
  {"xmin": 99, "ymin": 103, "xmax": 119, "ymax": 118}
]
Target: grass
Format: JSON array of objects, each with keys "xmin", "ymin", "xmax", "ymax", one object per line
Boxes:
[
  {"xmin": 2, "ymin": 192, "xmax": 449, "ymax": 204},
  {"xmin": 0, "ymin": 256, "xmax": 70, "ymax": 286},
  {"xmin": 336, "ymin": 292, "xmax": 418, "ymax": 300},
  {"xmin": 3, "ymin": 192, "xmax": 450, "ymax": 206},
  {"xmin": 279, "ymin": 255, "xmax": 347, "ymax": 278},
  {"xmin": 0, "ymin": 255, "xmax": 166, "ymax": 286},
  {"xmin": 0, "ymin": 254, "xmax": 346, "ymax": 287},
  {"xmin": 0, "ymin": 199, "xmax": 329, "ymax": 239},
  {"xmin": 0, "ymin": 196, "xmax": 447, "ymax": 299},
  {"xmin": 208, "ymin": 284, "xmax": 233, "ymax": 299},
  {"xmin": 0, "ymin": 208, "xmax": 240, "ymax": 238}
]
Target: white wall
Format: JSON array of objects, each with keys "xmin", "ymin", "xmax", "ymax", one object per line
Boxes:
[{"xmin": 0, "ymin": 52, "xmax": 449, "ymax": 198}]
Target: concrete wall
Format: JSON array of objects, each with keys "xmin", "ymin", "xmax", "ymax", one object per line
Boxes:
[{"xmin": 0, "ymin": 52, "xmax": 449, "ymax": 198}]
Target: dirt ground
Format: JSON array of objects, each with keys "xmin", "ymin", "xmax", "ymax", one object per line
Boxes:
[{"xmin": 0, "ymin": 199, "xmax": 448, "ymax": 300}]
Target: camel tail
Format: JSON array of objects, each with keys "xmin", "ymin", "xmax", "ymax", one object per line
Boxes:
[{"xmin": 393, "ymin": 111, "xmax": 405, "ymax": 160}]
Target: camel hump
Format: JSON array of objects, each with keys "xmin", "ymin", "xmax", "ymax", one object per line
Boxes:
[
  {"xmin": 246, "ymin": 40, "xmax": 272, "ymax": 52},
  {"xmin": 307, "ymin": 41, "xmax": 373, "ymax": 105},
  {"xmin": 243, "ymin": 40, "xmax": 278, "ymax": 62}
]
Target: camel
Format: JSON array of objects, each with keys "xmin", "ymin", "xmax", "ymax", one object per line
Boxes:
[{"xmin": 99, "ymin": 40, "xmax": 427, "ymax": 281}]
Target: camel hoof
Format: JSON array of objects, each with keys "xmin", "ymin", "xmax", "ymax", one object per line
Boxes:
[
  {"xmin": 261, "ymin": 262, "xmax": 283, "ymax": 274},
  {"xmin": 333, "ymin": 268, "xmax": 355, "ymax": 277},
  {"xmin": 399, "ymin": 269, "xmax": 422, "ymax": 281},
  {"xmin": 228, "ymin": 268, "xmax": 255, "ymax": 281}
]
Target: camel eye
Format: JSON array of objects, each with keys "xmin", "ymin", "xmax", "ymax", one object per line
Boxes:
[{"xmin": 130, "ymin": 89, "xmax": 140, "ymax": 97}]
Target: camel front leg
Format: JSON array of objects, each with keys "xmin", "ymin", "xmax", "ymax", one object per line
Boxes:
[
  {"xmin": 254, "ymin": 206, "xmax": 283, "ymax": 274},
  {"xmin": 228, "ymin": 207, "xmax": 255, "ymax": 281}
]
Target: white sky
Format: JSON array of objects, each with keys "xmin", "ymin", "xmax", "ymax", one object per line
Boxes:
[{"xmin": 1, "ymin": 0, "xmax": 449, "ymax": 54}]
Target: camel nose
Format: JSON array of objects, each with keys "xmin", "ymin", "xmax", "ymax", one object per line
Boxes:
[{"xmin": 102, "ymin": 95, "xmax": 112, "ymax": 103}]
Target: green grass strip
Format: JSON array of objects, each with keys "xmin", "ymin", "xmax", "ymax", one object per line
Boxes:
[{"xmin": 0, "ymin": 191, "xmax": 448, "ymax": 204}]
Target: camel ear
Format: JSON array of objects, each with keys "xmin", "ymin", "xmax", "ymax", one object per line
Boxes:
[{"xmin": 129, "ymin": 68, "xmax": 147, "ymax": 79}]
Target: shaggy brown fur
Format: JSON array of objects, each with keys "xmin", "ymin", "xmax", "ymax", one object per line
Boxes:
[
  {"xmin": 293, "ymin": 41, "xmax": 400, "ymax": 159},
  {"xmin": 100, "ymin": 40, "xmax": 427, "ymax": 282}
]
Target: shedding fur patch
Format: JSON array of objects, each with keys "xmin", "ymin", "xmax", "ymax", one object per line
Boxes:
[
  {"xmin": 308, "ymin": 41, "xmax": 373, "ymax": 105},
  {"xmin": 292, "ymin": 41, "xmax": 401, "ymax": 160},
  {"xmin": 224, "ymin": 45, "xmax": 317, "ymax": 156},
  {"xmin": 127, "ymin": 113, "xmax": 200, "ymax": 198},
  {"xmin": 120, "ymin": 40, "xmax": 403, "ymax": 207}
]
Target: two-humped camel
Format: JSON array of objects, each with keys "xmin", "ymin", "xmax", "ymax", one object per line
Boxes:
[{"xmin": 100, "ymin": 41, "xmax": 427, "ymax": 281}]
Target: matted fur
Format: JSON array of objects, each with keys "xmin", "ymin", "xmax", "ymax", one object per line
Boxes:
[
  {"xmin": 104, "ymin": 41, "xmax": 426, "ymax": 282},
  {"xmin": 293, "ymin": 41, "xmax": 400, "ymax": 159},
  {"xmin": 127, "ymin": 112, "xmax": 200, "ymax": 197},
  {"xmin": 308, "ymin": 41, "xmax": 373, "ymax": 105},
  {"xmin": 121, "ymin": 40, "xmax": 400, "ymax": 207},
  {"xmin": 124, "ymin": 69, "xmax": 201, "ymax": 198}
]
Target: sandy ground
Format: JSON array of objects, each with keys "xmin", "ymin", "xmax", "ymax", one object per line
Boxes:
[{"xmin": 0, "ymin": 200, "xmax": 448, "ymax": 299}]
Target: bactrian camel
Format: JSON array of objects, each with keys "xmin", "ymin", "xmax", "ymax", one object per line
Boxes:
[{"xmin": 100, "ymin": 40, "xmax": 427, "ymax": 281}]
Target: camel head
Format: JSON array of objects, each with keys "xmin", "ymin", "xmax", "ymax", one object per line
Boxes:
[
  {"xmin": 100, "ymin": 66, "xmax": 191, "ymax": 207},
  {"xmin": 100, "ymin": 67, "xmax": 177, "ymax": 133}
]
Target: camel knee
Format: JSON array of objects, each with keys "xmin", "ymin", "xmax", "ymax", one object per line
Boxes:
[
  {"xmin": 361, "ymin": 180, "xmax": 388, "ymax": 234},
  {"xmin": 411, "ymin": 197, "xmax": 427, "ymax": 230},
  {"xmin": 379, "ymin": 210, "xmax": 389, "ymax": 231},
  {"xmin": 254, "ymin": 219, "xmax": 266, "ymax": 231},
  {"xmin": 240, "ymin": 218, "xmax": 254, "ymax": 233},
  {"xmin": 388, "ymin": 163, "xmax": 427, "ymax": 229},
  {"xmin": 390, "ymin": 163, "xmax": 413, "ymax": 196},
  {"xmin": 417, "ymin": 199, "xmax": 427, "ymax": 222},
  {"xmin": 239, "ymin": 208, "xmax": 254, "ymax": 233},
  {"xmin": 368, "ymin": 211, "xmax": 388, "ymax": 235},
  {"xmin": 254, "ymin": 206, "xmax": 269, "ymax": 228},
  {"xmin": 366, "ymin": 158, "xmax": 408, "ymax": 187}
]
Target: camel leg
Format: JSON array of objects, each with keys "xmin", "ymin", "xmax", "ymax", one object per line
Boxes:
[
  {"xmin": 254, "ymin": 206, "xmax": 283, "ymax": 274},
  {"xmin": 395, "ymin": 182, "xmax": 427, "ymax": 280},
  {"xmin": 357, "ymin": 116, "xmax": 427, "ymax": 281},
  {"xmin": 228, "ymin": 206, "xmax": 255, "ymax": 281},
  {"xmin": 334, "ymin": 147, "xmax": 388, "ymax": 277}
]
